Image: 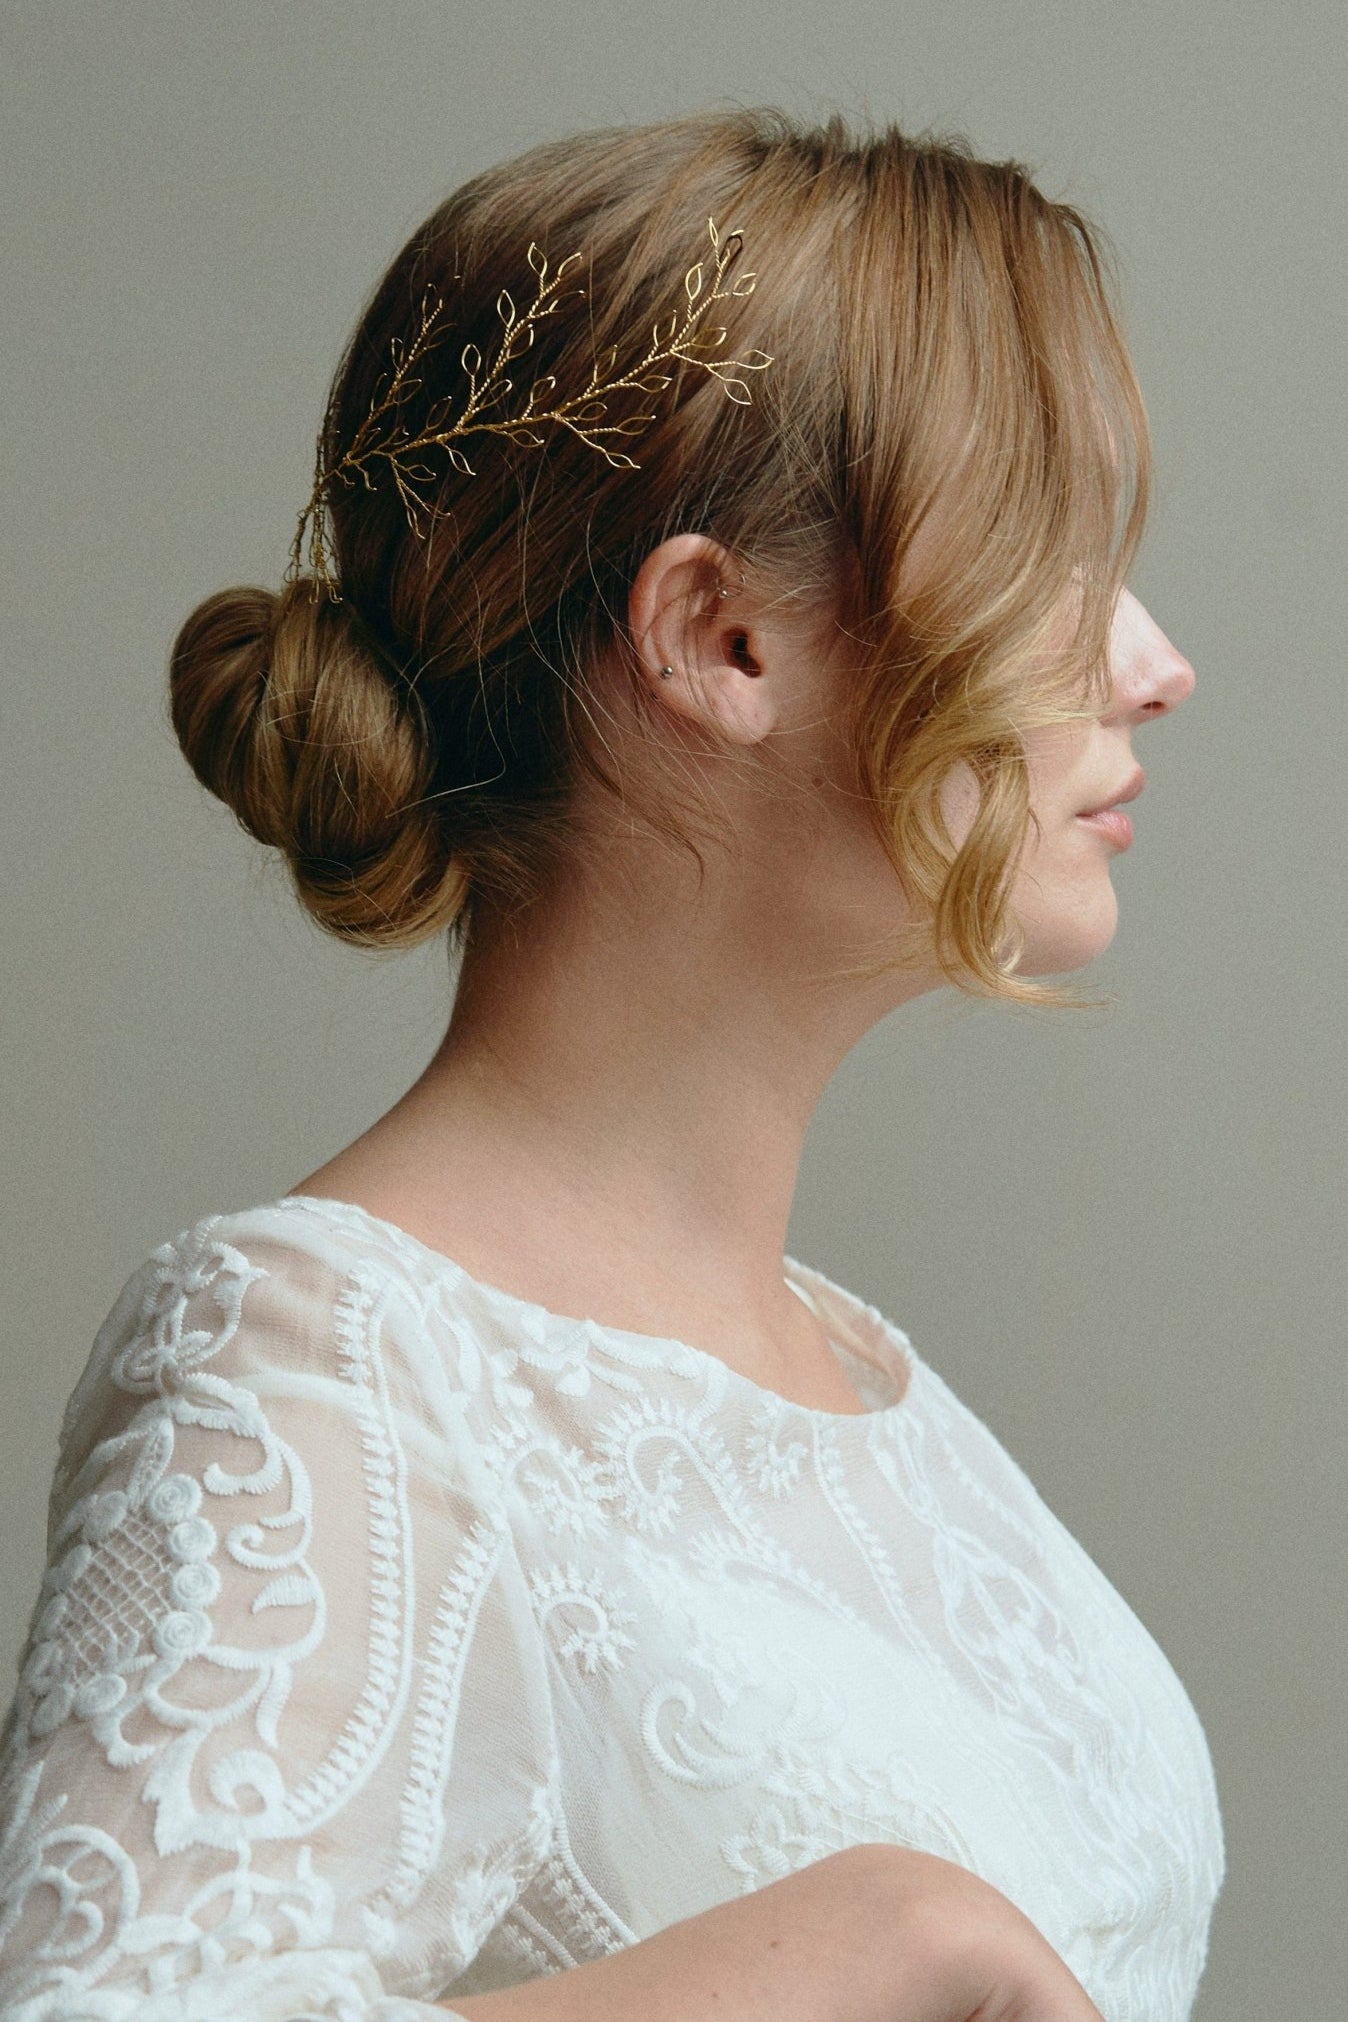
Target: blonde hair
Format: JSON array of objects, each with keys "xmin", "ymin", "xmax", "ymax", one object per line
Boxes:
[{"xmin": 170, "ymin": 107, "xmax": 1150, "ymax": 1010}]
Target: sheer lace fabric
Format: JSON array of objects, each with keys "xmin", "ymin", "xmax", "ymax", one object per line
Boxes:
[{"xmin": 0, "ymin": 1197, "xmax": 1223, "ymax": 2021}]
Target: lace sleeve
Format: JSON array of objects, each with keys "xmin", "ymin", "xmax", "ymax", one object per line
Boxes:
[{"xmin": 0, "ymin": 1211, "xmax": 561, "ymax": 2021}]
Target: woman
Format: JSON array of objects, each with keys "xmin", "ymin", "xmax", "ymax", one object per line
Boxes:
[{"xmin": 0, "ymin": 107, "xmax": 1222, "ymax": 2022}]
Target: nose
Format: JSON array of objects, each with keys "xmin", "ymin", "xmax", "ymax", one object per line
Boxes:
[{"xmin": 1106, "ymin": 588, "xmax": 1197, "ymax": 721}]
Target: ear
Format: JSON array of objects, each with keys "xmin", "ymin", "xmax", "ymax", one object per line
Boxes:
[{"xmin": 627, "ymin": 533, "xmax": 781, "ymax": 746}]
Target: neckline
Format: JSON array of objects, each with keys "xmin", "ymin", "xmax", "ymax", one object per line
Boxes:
[{"xmin": 268, "ymin": 1193, "xmax": 917, "ymax": 1425}]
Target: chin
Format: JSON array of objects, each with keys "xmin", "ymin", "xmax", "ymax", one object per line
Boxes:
[{"xmin": 1013, "ymin": 881, "xmax": 1120, "ymax": 976}]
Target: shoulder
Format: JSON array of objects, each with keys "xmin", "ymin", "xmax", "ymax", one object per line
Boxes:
[
  {"xmin": 79, "ymin": 1199, "xmax": 430, "ymax": 1379},
  {"xmin": 53, "ymin": 1198, "xmax": 503, "ymax": 1505}
]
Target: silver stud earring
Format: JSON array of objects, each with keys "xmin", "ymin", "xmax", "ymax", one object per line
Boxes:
[{"xmin": 658, "ymin": 665, "xmax": 675, "ymax": 680}]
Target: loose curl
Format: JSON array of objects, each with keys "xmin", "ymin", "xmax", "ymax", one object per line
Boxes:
[{"xmin": 170, "ymin": 106, "xmax": 1150, "ymax": 1009}]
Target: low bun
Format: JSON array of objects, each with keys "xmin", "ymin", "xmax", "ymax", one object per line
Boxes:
[{"xmin": 168, "ymin": 579, "xmax": 470, "ymax": 950}]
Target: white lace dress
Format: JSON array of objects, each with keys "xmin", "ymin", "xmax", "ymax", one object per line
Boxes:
[{"xmin": 0, "ymin": 1196, "xmax": 1224, "ymax": 2022}]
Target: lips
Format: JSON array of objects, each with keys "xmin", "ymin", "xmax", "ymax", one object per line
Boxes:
[{"xmin": 1077, "ymin": 766, "xmax": 1146, "ymax": 817}]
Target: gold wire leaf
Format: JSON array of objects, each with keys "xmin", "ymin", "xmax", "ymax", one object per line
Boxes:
[
  {"xmin": 680, "ymin": 325, "xmax": 729, "ymax": 356},
  {"xmin": 288, "ymin": 214, "xmax": 775, "ymax": 598},
  {"xmin": 469, "ymin": 379, "xmax": 513, "ymax": 417},
  {"xmin": 524, "ymin": 374, "xmax": 558, "ymax": 408}
]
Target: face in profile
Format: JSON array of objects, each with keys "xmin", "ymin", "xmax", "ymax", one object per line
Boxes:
[
  {"xmin": 1013, "ymin": 587, "xmax": 1197, "ymax": 975},
  {"xmin": 937, "ymin": 587, "xmax": 1198, "ymax": 980}
]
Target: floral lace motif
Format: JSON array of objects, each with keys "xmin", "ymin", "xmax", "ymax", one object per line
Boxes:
[{"xmin": 0, "ymin": 1199, "xmax": 1223, "ymax": 2022}]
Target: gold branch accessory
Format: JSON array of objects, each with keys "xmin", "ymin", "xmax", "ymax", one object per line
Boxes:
[{"xmin": 289, "ymin": 216, "xmax": 774, "ymax": 600}]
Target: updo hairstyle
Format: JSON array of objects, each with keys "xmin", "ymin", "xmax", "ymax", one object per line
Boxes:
[{"xmin": 169, "ymin": 106, "xmax": 1150, "ymax": 1008}]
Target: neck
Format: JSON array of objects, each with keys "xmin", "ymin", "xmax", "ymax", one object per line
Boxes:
[{"xmin": 330, "ymin": 855, "xmax": 932, "ymax": 1370}]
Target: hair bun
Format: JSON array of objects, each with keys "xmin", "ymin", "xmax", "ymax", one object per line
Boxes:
[{"xmin": 168, "ymin": 579, "xmax": 470, "ymax": 946}]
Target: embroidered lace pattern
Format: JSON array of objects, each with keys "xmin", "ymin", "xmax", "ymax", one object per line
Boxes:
[{"xmin": 0, "ymin": 1197, "xmax": 1224, "ymax": 2021}]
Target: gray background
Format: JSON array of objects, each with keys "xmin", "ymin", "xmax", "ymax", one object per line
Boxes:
[{"xmin": 2, "ymin": 3, "xmax": 1343, "ymax": 2017}]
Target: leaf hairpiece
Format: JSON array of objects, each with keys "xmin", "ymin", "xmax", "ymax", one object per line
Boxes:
[{"xmin": 289, "ymin": 216, "xmax": 773, "ymax": 598}]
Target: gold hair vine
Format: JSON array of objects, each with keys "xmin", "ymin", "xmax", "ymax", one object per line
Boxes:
[{"xmin": 289, "ymin": 216, "xmax": 773, "ymax": 598}]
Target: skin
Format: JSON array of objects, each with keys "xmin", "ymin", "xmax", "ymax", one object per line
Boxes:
[
  {"xmin": 293, "ymin": 535, "xmax": 1195, "ymax": 1414},
  {"xmin": 437, "ymin": 1842, "xmax": 1108, "ymax": 2022}
]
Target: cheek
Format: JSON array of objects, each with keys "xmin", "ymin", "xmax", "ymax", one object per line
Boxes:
[
  {"xmin": 1023, "ymin": 720, "xmax": 1092, "ymax": 815},
  {"xmin": 872, "ymin": 755, "xmax": 1120, "ymax": 974},
  {"xmin": 937, "ymin": 762, "xmax": 981, "ymax": 849}
]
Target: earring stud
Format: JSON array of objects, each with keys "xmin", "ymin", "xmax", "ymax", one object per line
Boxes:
[{"xmin": 658, "ymin": 665, "xmax": 675, "ymax": 680}]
